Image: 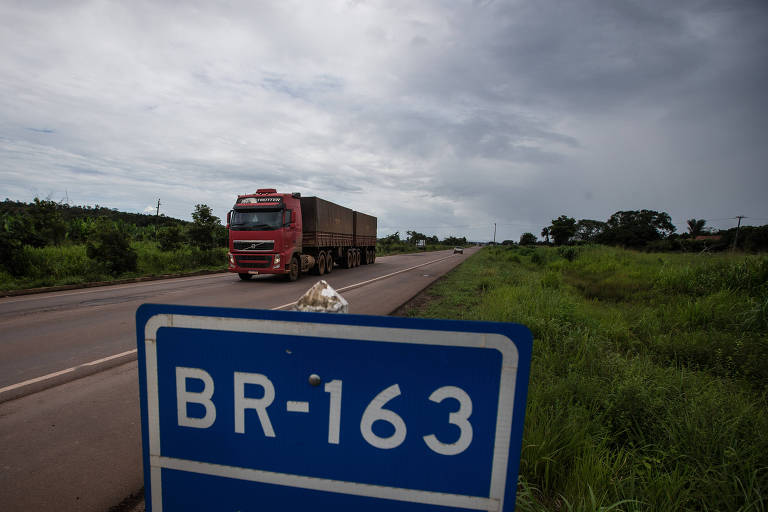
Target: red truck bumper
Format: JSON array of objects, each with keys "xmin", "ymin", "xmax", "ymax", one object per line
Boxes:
[{"xmin": 228, "ymin": 252, "xmax": 287, "ymax": 275}]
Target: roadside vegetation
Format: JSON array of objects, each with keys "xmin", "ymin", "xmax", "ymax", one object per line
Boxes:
[
  {"xmin": 525, "ymin": 210, "xmax": 768, "ymax": 252},
  {"xmin": 397, "ymin": 245, "xmax": 768, "ymax": 511},
  {"xmin": 1, "ymin": 199, "xmax": 227, "ymax": 292},
  {"xmin": 376, "ymin": 230, "xmax": 469, "ymax": 256}
]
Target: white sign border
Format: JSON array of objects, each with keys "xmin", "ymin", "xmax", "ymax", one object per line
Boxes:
[{"xmin": 143, "ymin": 313, "xmax": 520, "ymax": 512}]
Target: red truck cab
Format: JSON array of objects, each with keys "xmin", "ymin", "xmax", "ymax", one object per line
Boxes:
[{"xmin": 227, "ymin": 189, "xmax": 302, "ymax": 280}]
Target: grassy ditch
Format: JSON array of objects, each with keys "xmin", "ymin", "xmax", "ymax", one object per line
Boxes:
[
  {"xmin": 0, "ymin": 242, "xmax": 227, "ymax": 292},
  {"xmin": 397, "ymin": 245, "xmax": 768, "ymax": 511}
]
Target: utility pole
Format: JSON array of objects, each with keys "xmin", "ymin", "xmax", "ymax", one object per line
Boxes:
[
  {"xmin": 154, "ymin": 199, "xmax": 162, "ymax": 242},
  {"xmin": 493, "ymin": 222, "xmax": 496, "ymax": 245},
  {"xmin": 732, "ymin": 215, "xmax": 746, "ymax": 251}
]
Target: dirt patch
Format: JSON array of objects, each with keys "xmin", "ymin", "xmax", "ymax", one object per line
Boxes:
[{"xmin": 390, "ymin": 286, "xmax": 437, "ymax": 317}]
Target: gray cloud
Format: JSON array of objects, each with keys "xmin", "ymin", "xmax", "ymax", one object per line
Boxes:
[{"xmin": 0, "ymin": 0, "xmax": 765, "ymax": 241}]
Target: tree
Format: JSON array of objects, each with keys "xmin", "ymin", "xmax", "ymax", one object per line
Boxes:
[
  {"xmin": 28, "ymin": 198, "xmax": 67, "ymax": 246},
  {"xmin": 548, "ymin": 215, "xmax": 577, "ymax": 245},
  {"xmin": 0, "ymin": 214, "xmax": 28, "ymax": 276},
  {"xmin": 406, "ymin": 230, "xmax": 427, "ymax": 244},
  {"xmin": 574, "ymin": 219, "xmax": 607, "ymax": 242},
  {"xmin": 443, "ymin": 235, "xmax": 468, "ymax": 246},
  {"xmin": 519, "ymin": 232, "xmax": 537, "ymax": 245},
  {"xmin": 378, "ymin": 232, "xmax": 400, "ymax": 245},
  {"xmin": 601, "ymin": 210, "xmax": 675, "ymax": 247},
  {"xmin": 687, "ymin": 218, "xmax": 707, "ymax": 237},
  {"xmin": 187, "ymin": 204, "xmax": 222, "ymax": 250},
  {"xmin": 540, "ymin": 227, "xmax": 551, "ymax": 244},
  {"xmin": 86, "ymin": 222, "xmax": 138, "ymax": 275},
  {"xmin": 157, "ymin": 224, "xmax": 185, "ymax": 251}
]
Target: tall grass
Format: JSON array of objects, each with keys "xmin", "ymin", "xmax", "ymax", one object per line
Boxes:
[
  {"xmin": 398, "ymin": 245, "xmax": 768, "ymax": 511},
  {"xmin": 0, "ymin": 242, "xmax": 227, "ymax": 291}
]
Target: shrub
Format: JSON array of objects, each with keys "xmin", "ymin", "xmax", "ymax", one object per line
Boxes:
[
  {"xmin": 157, "ymin": 225, "xmax": 185, "ymax": 251},
  {"xmin": 86, "ymin": 224, "xmax": 138, "ymax": 275},
  {"xmin": 0, "ymin": 230, "xmax": 26, "ymax": 276},
  {"xmin": 558, "ymin": 246, "xmax": 580, "ymax": 262}
]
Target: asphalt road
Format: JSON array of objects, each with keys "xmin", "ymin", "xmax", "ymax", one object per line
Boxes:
[{"xmin": 0, "ymin": 248, "xmax": 476, "ymax": 512}]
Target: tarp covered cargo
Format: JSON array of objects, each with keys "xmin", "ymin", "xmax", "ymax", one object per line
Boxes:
[
  {"xmin": 300, "ymin": 196, "xmax": 354, "ymax": 247},
  {"xmin": 353, "ymin": 211, "xmax": 377, "ymax": 246}
]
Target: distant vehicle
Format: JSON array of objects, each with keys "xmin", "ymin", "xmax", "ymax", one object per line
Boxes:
[
  {"xmin": 454, "ymin": 247, "xmax": 464, "ymax": 254},
  {"xmin": 227, "ymin": 189, "xmax": 377, "ymax": 281}
]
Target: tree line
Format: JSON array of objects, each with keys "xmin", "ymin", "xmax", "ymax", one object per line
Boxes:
[
  {"xmin": 515, "ymin": 209, "xmax": 768, "ymax": 252},
  {"xmin": 1, "ymin": 199, "xmax": 226, "ymax": 277},
  {"xmin": 377, "ymin": 230, "xmax": 468, "ymax": 251}
]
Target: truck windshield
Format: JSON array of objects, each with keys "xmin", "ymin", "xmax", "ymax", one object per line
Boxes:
[{"xmin": 230, "ymin": 209, "xmax": 283, "ymax": 231}]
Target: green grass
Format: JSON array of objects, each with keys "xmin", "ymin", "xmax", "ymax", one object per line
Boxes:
[
  {"xmin": 0, "ymin": 242, "xmax": 227, "ymax": 291},
  {"xmin": 397, "ymin": 245, "xmax": 768, "ymax": 511}
]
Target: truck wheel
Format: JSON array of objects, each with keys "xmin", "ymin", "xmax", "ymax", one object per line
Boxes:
[
  {"xmin": 238, "ymin": 273, "xmax": 252, "ymax": 281},
  {"xmin": 345, "ymin": 250, "xmax": 353, "ymax": 268},
  {"xmin": 325, "ymin": 252, "xmax": 333, "ymax": 274},
  {"xmin": 370, "ymin": 249, "xmax": 376, "ymax": 263},
  {"xmin": 355, "ymin": 250, "xmax": 361, "ymax": 267},
  {"xmin": 287, "ymin": 256, "xmax": 300, "ymax": 281},
  {"xmin": 315, "ymin": 251, "xmax": 326, "ymax": 275}
]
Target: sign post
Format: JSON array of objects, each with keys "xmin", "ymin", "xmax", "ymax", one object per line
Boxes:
[{"xmin": 136, "ymin": 304, "xmax": 532, "ymax": 511}]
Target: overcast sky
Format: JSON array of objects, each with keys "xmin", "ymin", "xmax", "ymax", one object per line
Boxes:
[{"xmin": 1, "ymin": 0, "xmax": 766, "ymax": 242}]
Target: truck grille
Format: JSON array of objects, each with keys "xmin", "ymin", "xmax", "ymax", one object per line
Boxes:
[
  {"xmin": 235, "ymin": 255, "xmax": 272, "ymax": 269},
  {"xmin": 234, "ymin": 240, "xmax": 275, "ymax": 251}
]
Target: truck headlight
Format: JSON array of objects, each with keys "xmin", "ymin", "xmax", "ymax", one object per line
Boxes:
[
  {"xmin": 228, "ymin": 253, "xmax": 235, "ymax": 266},
  {"xmin": 273, "ymin": 254, "xmax": 281, "ymax": 268}
]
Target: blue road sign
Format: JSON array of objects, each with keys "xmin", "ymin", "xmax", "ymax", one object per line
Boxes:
[{"xmin": 136, "ymin": 304, "xmax": 532, "ymax": 511}]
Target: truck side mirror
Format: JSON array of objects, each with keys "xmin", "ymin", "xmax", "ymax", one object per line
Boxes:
[{"xmin": 226, "ymin": 211, "xmax": 232, "ymax": 229}]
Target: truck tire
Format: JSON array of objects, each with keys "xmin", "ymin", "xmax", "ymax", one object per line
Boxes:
[
  {"xmin": 238, "ymin": 273, "xmax": 253, "ymax": 280},
  {"xmin": 315, "ymin": 251, "xmax": 326, "ymax": 275},
  {"xmin": 355, "ymin": 249, "xmax": 361, "ymax": 267},
  {"xmin": 345, "ymin": 250, "xmax": 353, "ymax": 268},
  {"xmin": 325, "ymin": 252, "xmax": 333, "ymax": 274},
  {"xmin": 287, "ymin": 256, "xmax": 300, "ymax": 281},
  {"xmin": 370, "ymin": 249, "xmax": 376, "ymax": 263}
]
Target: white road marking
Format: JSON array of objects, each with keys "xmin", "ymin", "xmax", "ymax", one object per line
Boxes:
[
  {"xmin": 0, "ymin": 349, "xmax": 137, "ymax": 395},
  {"xmin": 0, "ymin": 251, "xmax": 461, "ymax": 397}
]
